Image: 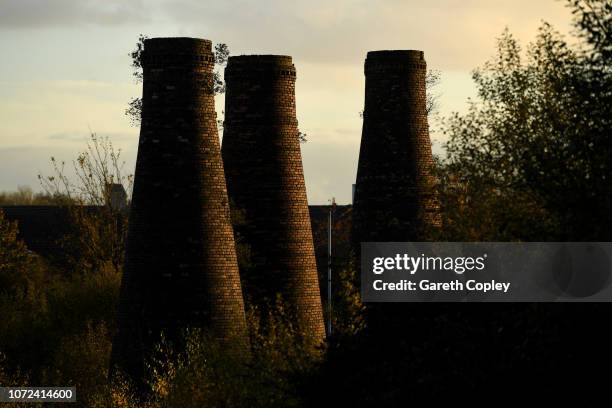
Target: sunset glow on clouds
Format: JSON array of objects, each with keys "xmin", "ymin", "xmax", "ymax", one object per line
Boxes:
[{"xmin": 0, "ymin": 0, "xmax": 575, "ymax": 203}]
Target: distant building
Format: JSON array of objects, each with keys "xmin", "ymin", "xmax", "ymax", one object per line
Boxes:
[
  {"xmin": 0, "ymin": 184, "xmax": 129, "ymax": 259},
  {"xmin": 105, "ymin": 183, "xmax": 128, "ymax": 212},
  {"xmin": 1, "ymin": 203, "xmax": 352, "ymax": 266}
]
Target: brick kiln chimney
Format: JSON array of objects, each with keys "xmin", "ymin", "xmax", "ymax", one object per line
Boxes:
[
  {"xmin": 221, "ymin": 55, "xmax": 325, "ymax": 343},
  {"xmin": 111, "ymin": 37, "xmax": 249, "ymax": 383},
  {"xmin": 352, "ymin": 50, "xmax": 440, "ymax": 331},
  {"xmin": 352, "ymin": 50, "xmax": 439, "ymax": 247}
]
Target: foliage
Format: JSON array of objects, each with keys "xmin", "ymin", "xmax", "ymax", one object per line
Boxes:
[
  {"xmin": 47, "ymin": 322, "xmax": 114, "ymax": 407},
  {"xmin": 330, "ymin": 259, "xmax": 365, "ymax": 337},
  {"xmin": 129, "ymin": 34, "xmax": 148, "ymax": 82},
  {"xmin": 2, "ymin": 2, "xmax": 609, "ymax": 406},
  {"xmin": 125, "ymin": 97, "xmax": 143, "ymax": 127},
  {"xmin": 569, "ymin": 0, "xmax": 612, "ymax": 63},
  {"xmin": 1, "ymin": 130, "xmax": 339, "ymax": 406},
  {"xmin": 0, "ymin": 186, "xmax": 58, "ymax": 205},
  {"xmin": 309, "ymin": 3, "xmax": 612, "ymax": 405},
  {"xmin": 0, "ymin": 210, "xmax": 40, "ymax": 295},
  {"xmin": 39, "ymin": 133, "xmax": 131, "ymax": 207},
  {"xmin": 125, "ymin": 34, "xmax": 148, "ymax": 128},
  {"xmin": 1, "ymin": 207, "xmax": 324, "ymax": 406},
  {"xmin": 425, "ymin": 69, "xmax": 441, "ymax": 115},
  {"xmin": 126, "ymin": 35, "xmax": 231, "ymax": 127},
  {"xmin": 39, "ymin": 133, "xmax": 131, "ymax": 274},
  {"xmin": 0, "ymin": 261, "xmax": 121, "ymax": 385},
  {"xmin": 310, "ymin": 206, "xmax": 364, "ymax": 337},
  {"xmin": 438, "ymin": 12, "xmax": 612, "ymax": 241},
  {"xmin": 133, "ymin": 302, "xmax": 322, "ymax": 408},
  {"xmin": 213, "ymin": 43, "xmax": 230, "ymax": 94},
  {"xmin": 1, "ymin": 145, "xmax": 124, "ymax": 390},
  {"xmin": 298, "ymin": 130, "xmax": 308, "ymax": 143},
  {"xmin": 429, "ymin": 158, "xmax": 561, "ymax": 241}
]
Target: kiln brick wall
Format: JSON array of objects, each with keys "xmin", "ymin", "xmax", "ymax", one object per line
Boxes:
[
  {"xmin": 353, "ymin": 50, "xmax": 439, "ymax": 246},
  {"xmin": 222, "ymin": 55, "xmax": 325, "ymax": 343},
  {"xmin": 111, "ymin": 37, "xmax": 249, "ymax": 382},
  {"xmin": 352, "ymin": 50, "xmax": 440, "ymax": 331}
]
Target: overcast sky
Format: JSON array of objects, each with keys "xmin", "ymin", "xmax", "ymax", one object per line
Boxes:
[{"xmin": 0, "ymin": 0, "xmax": 575, "ymax": 203}]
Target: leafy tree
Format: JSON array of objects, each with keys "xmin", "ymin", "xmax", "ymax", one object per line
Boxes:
[
  {"xmin": 212, "ymin": 43, "xmax": 230, "ymax": 94},
  {"xmin": 437, "ymin": 3, "xmax": 612, "ymax": 241},
  {"xmin": 425, "ymin": 69, "xmax": 442, "ymax": 115},
  {"xmin": 570, "ymin": 0, "xmax": 612, "ymax": 63},
  {"xmin": 308, "ymin": 4, "xmax": 612, "ymax": 405}
]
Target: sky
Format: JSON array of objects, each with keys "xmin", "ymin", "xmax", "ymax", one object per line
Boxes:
[{"xmin": 0, "ymin": 0, "xmax": 576, "ymax": 204}]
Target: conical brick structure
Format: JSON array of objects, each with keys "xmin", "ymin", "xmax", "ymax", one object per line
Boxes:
[
  {"xmin": 353, "ymin": 50, "xmax": 439, "ymax": 247},
  {"xmin": 352, "ymin": 50, "xmax": 440, "ymax": 333},
  {"xmin": 221, "ymin": 55, "xmax": 325, "ymax": 343},
  {"xmin": 111, "ymin": 37, "xmax": 249, "ymax": 382}
]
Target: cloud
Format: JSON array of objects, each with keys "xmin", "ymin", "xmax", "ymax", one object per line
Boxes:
[
  {"xmin": 0, "ymin": 144, "xmax": 137, "ymax": 193},
  {"xmin": 301, "ymin": 129, "xmax": 361, "ymax": 205},
  {"xmin": 0, "ymin": 0, "xmax": 576, "ymax": 201},
  {"xmin": 159, "ymin": 0, "xmax": 573, "ymax": 70},
  {"xmin": 0, "ymin": 0, "xmax": 149, "ymax": 29},
  {"xmin": 47, "ymin": 131, "xmax": 134, "ymax": 143},
  {"xmin": 0, "ymin": 146, "xmax": 82, "ymax": 192}
]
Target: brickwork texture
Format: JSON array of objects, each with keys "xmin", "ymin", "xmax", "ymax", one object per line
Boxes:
[
  {"xmin": 352, "ymin": 50, "xmax": 440, "ymax": 331},
  {"xmin": 110, "ymin": 37, "xmax": 249, "ymax": 382},
  {"xmin": 353, "ymin": 50, "xmax": 439, "ymax": 246},
  {"xmin": 221, "ymin": 55, "xmax": 325, "ymax": 343}
]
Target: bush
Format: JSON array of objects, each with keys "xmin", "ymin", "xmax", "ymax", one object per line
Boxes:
[{"xmin": 106, "ymin": 300, "xmax": 323, "ymax": 408}]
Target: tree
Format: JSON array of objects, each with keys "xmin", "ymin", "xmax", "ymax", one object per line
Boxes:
[
  {"xmin": 569, "ymin": 0, "xmax": 612, "ymax": 64},
  {"xmin": 39, "ymin": 133, "xmax": 132, "ymax": 274},
  {"xmin": 309, "ymin": 5, "xmax": 612, "ymax": 405},
  {"xmin": 425, "ymin": 69, "xmax": 442, "ymax": 115},
  {"xmin": 437, "ymin": 4, "xmax": 612, "ymax": 241}
]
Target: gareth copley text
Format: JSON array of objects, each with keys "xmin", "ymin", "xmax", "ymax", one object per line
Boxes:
[{"xmin": 373, "ymin": 279, "xmax": 511, "ymax": 293}]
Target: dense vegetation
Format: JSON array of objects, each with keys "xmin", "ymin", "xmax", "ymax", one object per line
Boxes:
[
  {"xmin": 435, "ymin": 0, "xmax": 612, "ymax": 242},
  {"xmin": 314, "ymin": 0, "xmax": 612, "ymax": 403},
  {"xmin": 1, "ymin": 0, "xmax": 610, "ymax": 405}
]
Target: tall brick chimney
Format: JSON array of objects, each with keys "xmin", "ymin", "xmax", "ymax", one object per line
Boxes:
[
  {"xmin": 221, "ymin": 55, "xmax": 325, "ymax": 343},
  {"xmin": 352, "ymin": 50, "xmax": 440, "ymax": 332},
  {"xmin": 353, "ymin": 50, "xmax": 439, "ymax": 247},
  {"xmin": 111, "ymin": 38, "xmax": 249, "ymax": 382}
]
